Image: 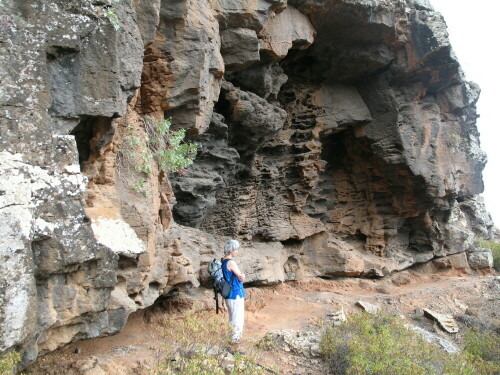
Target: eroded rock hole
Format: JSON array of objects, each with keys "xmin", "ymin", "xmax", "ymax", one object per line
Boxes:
[
  {"xmin": 280, "ymin": 238, "xmax": 303, "ymax": 248},
  {"xmin": 118, "ymin": 254, "xmax": 139, "ymax": 269},
  {"xmin": 70, "ymin": 116, "xmax": 114, "ymax": 166},
  {"xmin": 143, "ymin": 288, "xmax": 195, "ymax": 322},
  {"xmin": 284, "ymin": 256, "xmax": 300, "ymax": 279},
  {"xmin": 303, "ymin": 128, "xmax": 378, "ymax": 225}
]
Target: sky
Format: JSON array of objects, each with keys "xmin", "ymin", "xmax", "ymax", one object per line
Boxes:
[{"xmin": 430, "ymin": 0, "xmax": 499, "ymax": 226}]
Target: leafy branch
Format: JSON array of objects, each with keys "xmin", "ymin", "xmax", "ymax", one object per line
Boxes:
[{"xmin": 118, "ymin": 117, "xmax": 197, "ymax": 196}]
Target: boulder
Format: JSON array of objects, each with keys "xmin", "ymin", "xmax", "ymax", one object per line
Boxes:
[
  {"xmin": 467, "ymin": 249, "xmax": 494, "ymax": 269},
  {"xmin": 268, "ymin": 329, "xmax": 322, "ymax": 358},
  {"xmin": 226, "ymin": 62, "xmax": 288, "ymax": 99},
  {"xmin": 433, "ymin": 253, "xmax": 469, "ymax": 270},
  {"xmin": 423, "ymin": 309, "xmax": 459, "ymax": 334},
  {"xmin": 221, "ymin": 28, "xmax": 260, "ymax": 71},
  {"xmin": 259, "ymin": 6, "xmax": 316, "ymax": 59},
  {"xmin": 391, "ymin": 271, "xmax": 412, "ymax": 286},
  {"xmin": 356, "ymin": 301, "xmax": 382, "ymax": 314}
]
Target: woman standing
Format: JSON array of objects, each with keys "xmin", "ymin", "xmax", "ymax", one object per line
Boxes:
[{"xmin": 221, "ymin": 239, "xmax": 245, "ymax": 344}]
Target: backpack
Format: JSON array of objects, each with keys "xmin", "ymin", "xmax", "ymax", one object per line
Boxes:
[{"xmin": 207, "ymin": 259, "xmax": 233, "ymax": 313}]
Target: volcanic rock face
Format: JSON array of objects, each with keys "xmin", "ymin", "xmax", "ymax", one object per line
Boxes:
[{"xmin": 0, "ymin": 0, "xmax": 494, "ymax": 365}]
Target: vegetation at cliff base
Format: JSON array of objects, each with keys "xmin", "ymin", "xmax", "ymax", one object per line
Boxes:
[
  {"xmin": 463, "ymin": 327, "xmax": 500, "ymax": 369},
  {"xmin": 320, "ymin": 312, "xmax": 499, "ymax": 375},
  {"xmin": 153, "ymin": 310, "xmax": 272, "ymax": 375},
  {"xmin": 0, "ymin": 351, "xmax": 22, "ymax": 375}
]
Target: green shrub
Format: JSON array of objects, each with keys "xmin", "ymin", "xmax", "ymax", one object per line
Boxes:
[
  {"xmin": 154, "ymin": 311, "xmax": 269, "ymax": 375},
  {"xmin": 0, "ymin": 351, "xmax": 21, "ymax": 375},
  {"xmin": 320, "ymin": 312, "xmax": 497, "ymax": 375},
  {"xmin": 102, "ymin": 0, "xmax": 121, "ymax": 30},
  {"xmin": 131, "ymin": 177, "xmax": 149, "ymax": 197},
  {"xmin": 255, "ymin": 333, "xmax": 277, "ymax": 352},
  {"xmin": 475, "ymin": 238, "xmax": 500, "ymax": 271},
  {"xmin": 447, "ymin": 133, "xmax": 468, "ymax": 150},
  {"xmin": 118, "ymin": 117, "xmax": 197, "ymax": 196},
  {"xmin": 463, "ymin": 327, "xmax": 500, "ymax": 367},
  {"xmin": 144, "ymin": 116, "xmax": 197, "ymax": 175}
]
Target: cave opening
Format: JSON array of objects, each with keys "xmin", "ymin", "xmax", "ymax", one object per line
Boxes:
[
  {"xmin": 301, "ymin": 126, "xmax": 377, "ymax": 229},
  {"xmin": 70, "ymin": 116, "xmax": 94, "ymax": 165},
  {"xmin": 70, "ymin": 116, "xmax": 114, "ymax": 166},
  {"xmin": 276, "ymin": 33, "xmax": 437, "ymax": 256},
  {"xmin": 169, "ymin": 2, "xmax": 427, "ymax": 249},
  {"xmin": 144, "ymin": 287, "xmax": 197, "ymax": 319},
  {"xmin": 213, "ymin": 88, "xmax": 231, "ymax": 119}
]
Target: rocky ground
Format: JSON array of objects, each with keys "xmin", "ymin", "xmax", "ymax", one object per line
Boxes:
[{"xmin": 26, "ymin": 266, "xmax": 499, "ymax": 375}]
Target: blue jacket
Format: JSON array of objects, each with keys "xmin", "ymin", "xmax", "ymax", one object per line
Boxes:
[{"xmin": 221, "ymin": 259, "xmax": 245, "ymax": 299}]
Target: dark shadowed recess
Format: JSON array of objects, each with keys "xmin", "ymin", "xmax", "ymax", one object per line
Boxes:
[{"xmin": 69, "ymin": 116, "xmax": 114, "ymax": 166}]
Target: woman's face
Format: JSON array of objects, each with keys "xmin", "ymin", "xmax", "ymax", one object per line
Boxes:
[{"xmin": 231, "ymin": 249, "xmax": 239, "ymax": 257}]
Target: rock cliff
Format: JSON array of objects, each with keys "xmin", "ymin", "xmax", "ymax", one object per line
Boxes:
[{"xmin": 0, "ymin": 0, "xmax": 494, "ymax": 365}]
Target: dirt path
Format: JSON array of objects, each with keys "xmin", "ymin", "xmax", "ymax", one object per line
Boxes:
[{"xmin": 27, "ymin": 270, "xmax": 499, "ymax": 374}]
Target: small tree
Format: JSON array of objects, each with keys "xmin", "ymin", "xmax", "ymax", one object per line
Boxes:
[
  {"xmin": 144, "ymin": 116, "xmax": 197, "ymax": 175},
  {"xmin": 118, "ymin": 116, "xmax": 197, "ymax": 196}
]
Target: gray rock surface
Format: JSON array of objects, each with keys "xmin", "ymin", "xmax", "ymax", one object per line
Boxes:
[
  {"xmin": 212, "ymin": 0, "xmax": 286, "ymax": 31},
  {"xmin": 158, "ymin": 0, "xmax": 224, "ymax": 135},
  {"xmin": 221, "ymin": 80, "xmax": 288, "ymax": 161},
  {"xmin": 0, "ymin": 146, "xmax": 118, "ymax": 359},
  {"xmin": 268, "ymin": 329, "xmax": 322, "ymax": 359},
  {"xmin": 226, "ymin": 62, "xmax": 288, "ymax": 100},
  {"xmin": 467, "ymin": 249, "xmax": 494, "ymax": 269},
  {"xmin": 406, "ymin": 324, "xmax": 459, "ymax": 354},
  {"xmin": 171, "ymin": 113, "xmax": 240, "ymax": 228},
  {"xmin": 221, "ymin": 28, "xmax": 261, "ymax": 71}
]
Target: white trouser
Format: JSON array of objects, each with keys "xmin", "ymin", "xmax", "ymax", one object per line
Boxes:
[{"xmin": 225, "ymin": 296, "xmax": 245, "ymax": 343}]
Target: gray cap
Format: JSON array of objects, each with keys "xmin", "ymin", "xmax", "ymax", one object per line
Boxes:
[{"xmin": 224, "ymin": 239, "xmax": 240, "ymax": 255}]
